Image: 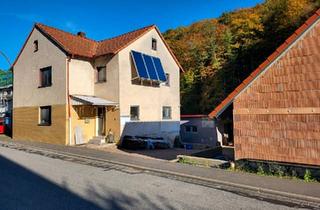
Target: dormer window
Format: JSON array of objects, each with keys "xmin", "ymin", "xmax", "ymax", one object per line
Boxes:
[
  {"xmin": 33, "ymin": 40, "xmax": 38, "ymax": 52},
  {"xmin": 152, "ymin": 38, "xmax": 157, "ymax": 51}
]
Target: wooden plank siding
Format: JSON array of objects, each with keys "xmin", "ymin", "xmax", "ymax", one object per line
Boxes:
[{"xmin": 233, "ymin": 20, "xmax": 320, "ymax": 166}]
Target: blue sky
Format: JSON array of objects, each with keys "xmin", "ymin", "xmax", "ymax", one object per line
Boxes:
[{"xmin": 0, "ymin": 0, "xmax": 263, "ymax": 70}]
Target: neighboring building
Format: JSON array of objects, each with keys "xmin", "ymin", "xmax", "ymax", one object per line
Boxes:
[
  {"xmin": 0, "ymin": 71, "xmax": 13, "ymax": 135},
  {"xmin": 13, "ymin": 23, "xmax": 181, "ymax": 145},
  {"xmin": 180, "ymin": 115, "xmax": 219, "ymax": 148},
  {"xmin": 209, "ymin": 10, "xmax": 320, "ymax": 166},
  {"xmin": 0, "ymin": 71, "xmax": 13, "ymax": 117}
]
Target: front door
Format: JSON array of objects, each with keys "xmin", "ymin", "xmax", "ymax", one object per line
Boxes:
[{"xmin": 97, "ymin": 107, "xmax": 105, "ymax": 136}]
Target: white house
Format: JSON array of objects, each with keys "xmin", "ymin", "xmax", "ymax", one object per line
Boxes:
[{"xmin": 13, "ymin": 23, "xmax": 182, "ymax": 145}]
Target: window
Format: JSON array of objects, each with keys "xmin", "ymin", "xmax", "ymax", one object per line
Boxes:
[
  {"xmin": 33, "ymin": 40, "xmax": 38, "ymax": 52},
  {"xmin": 185, "ymin": 125, "xmax": 197, "ymax": 133},
  {"xmin": 130, "ymin": 106, "xmax": 139, "ymax": 120},
  {"xmin": 39, "ymin": 106, "xmax": 51, "ymax": 126},
  {"xmin": 97, "ymin": 66, "xmax": 106, "ymax": 83},
  {"xmin": 162, "ymin": 106, "xmax": 171, "ymax": 119},
  {"xmin": 152, "ymin": 38, "xmax": 157, "ymax": 51},
  {"xmin": 39, "ymin": 66, "xmax": 52, "ymax": 88},
  {"xmin": 165, "ymin": 73, "xmax": 170, "ymax": 86}
]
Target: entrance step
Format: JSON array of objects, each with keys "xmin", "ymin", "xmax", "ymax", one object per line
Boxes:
[{"xmin": 88, "ymin": 136, "xmax": 106, "ymax": 145}]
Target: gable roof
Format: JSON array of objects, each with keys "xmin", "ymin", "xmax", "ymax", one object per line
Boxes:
[
  {"xmin": 13, "ymin": 23, "xmax": 184, "ymax": 70},
  {"xmin": 209, "ymin": 9, "xmax": 320, "ymax": 118}
]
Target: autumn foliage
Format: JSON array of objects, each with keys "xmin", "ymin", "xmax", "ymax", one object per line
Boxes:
[{"xmin": 163, "ymin": 0, "xmax": 320, "ymax": 114}]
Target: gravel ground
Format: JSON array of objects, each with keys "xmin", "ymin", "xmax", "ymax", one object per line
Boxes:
[{"xmin": 0, "ymin": 146, "xmax": 305, "ymax": 210}]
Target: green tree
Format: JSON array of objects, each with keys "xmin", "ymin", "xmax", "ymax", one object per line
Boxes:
[{"xmin": 164, "ymin": 0, "xmax": 320, "ymax": 114}]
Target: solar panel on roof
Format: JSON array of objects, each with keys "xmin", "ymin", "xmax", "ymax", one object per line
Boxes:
[
  {"xmin": 152, "ymin": 57, "xmax": 167, "ymax": 82},
  {"xmin": 143, "ymin": 54, "xmax": 159, "ymax": 80},
  {"xmin": 131, "ymin": 51, "xmax": 149, "ymax": 79}
]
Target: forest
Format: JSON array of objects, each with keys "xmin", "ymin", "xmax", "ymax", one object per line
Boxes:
[{"xmin": 163, "ymin": 0, "xmax": 320, "ymax": 114}]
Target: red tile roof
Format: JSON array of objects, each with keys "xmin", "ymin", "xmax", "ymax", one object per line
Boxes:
[
  {"xmin": 35, "ymin": 23, "xmax": 155, "ymax": 58},
  {"xmin": 95, "ymin": 25, "xmax": 155, "ymax": 56},
  {"xmin": 13, "ymin": 23, "xmax": 184, "ymax": 71},
  {"xmin": 35, "ymin": 23, "xmax": 98, "ymax": 58},
  {"xmin": 209, "ymin": 9, "xmax": 320, "ymax": 118}
]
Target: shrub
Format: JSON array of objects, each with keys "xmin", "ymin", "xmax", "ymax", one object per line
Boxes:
[
  {"xmin": 274, "ymin": 165, "xmax": 285, "ymax": 177},
  {"xmin": 291, "ymin": 170, "xmax": 298, "ymax": 179},
  {"xmin": 257, "ymin": 165, "xmax": 265, "ymax": 176},
  {"xmin": 304, "ymin": 169, "xmax": 313, "ymax": 182}
]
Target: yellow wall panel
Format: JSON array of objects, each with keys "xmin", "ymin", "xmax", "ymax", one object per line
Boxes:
[{"xmin": 13, "ymin": 105, "xmax": 68, "ymax": 145}]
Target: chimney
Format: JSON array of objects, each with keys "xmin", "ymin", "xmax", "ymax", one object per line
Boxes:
[{"xmin": 77, "ymin": 31, "xmax": 86, "ymax": 38}]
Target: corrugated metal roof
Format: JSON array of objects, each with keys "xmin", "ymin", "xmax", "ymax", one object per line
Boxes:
[{"xmin": 71, "ymin": 95, "xmax": 117, "ymax": 106}]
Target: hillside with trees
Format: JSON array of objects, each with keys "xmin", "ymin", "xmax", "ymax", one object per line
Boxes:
[{"xmin": 163, "ymin": 0, "xmax": 320, "ymax": 114}]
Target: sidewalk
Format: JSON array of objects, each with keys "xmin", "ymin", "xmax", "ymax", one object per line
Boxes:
[{"xmin": 1, "ymin": 137, "xmax": 320, "ymax": 206}]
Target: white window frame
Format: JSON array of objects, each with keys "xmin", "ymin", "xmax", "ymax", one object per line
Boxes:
[
  {"xmin": 162, "ymin": 106, "xmax": 172, "ymax": 119},
  {"xmin": 39, "ymin": 106, "xmax": 51, "ymax": 126}
]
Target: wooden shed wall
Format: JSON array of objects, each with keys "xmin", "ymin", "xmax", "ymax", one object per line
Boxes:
[{"xmin": 233, "ymin": 20, "xmax": 320, "ymax": 166}]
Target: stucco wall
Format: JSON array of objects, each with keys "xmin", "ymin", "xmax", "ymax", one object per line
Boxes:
[
  {"xmin": 233, "ymin": 20, "xmax": 320, "ymax": 166},
  {"xmin": 69, "ymin": 59, "xmax": 95, "ymax": 96},
  {"xmin": 13, "ymin": 28, "xmax": 67, "ymax": 108},
  {"xmin": 118, "ymin": 29, "xmax": 180, "ymax": 126},
  {"xmin": 69, "ymin": 55, "xmax": 120, "ymax": 103},
  {"xmin": 94, "ymin": 55, "xmax": 120, "ymax": 102}
]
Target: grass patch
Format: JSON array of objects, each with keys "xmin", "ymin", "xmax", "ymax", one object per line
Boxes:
[
  {"xmin": 177, "ymin": 156, "xmax": 210, "ymax": 168},
  {"xmin": 178, "ymin": 157, "xmax": 198, "ymax": 166},
  {"xmin": 229, "ymin": 160, "xmax": 320, "ymax": 183}
]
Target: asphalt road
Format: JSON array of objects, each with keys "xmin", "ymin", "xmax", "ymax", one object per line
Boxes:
[{"xmin": 0, "ymin": 147, "xmax": 305, "ymax": 210}]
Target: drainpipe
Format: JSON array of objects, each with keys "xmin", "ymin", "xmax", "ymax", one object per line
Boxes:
[{"xmin": 67, "ymin": 57, "xmax": 72, "ymax": 145}]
